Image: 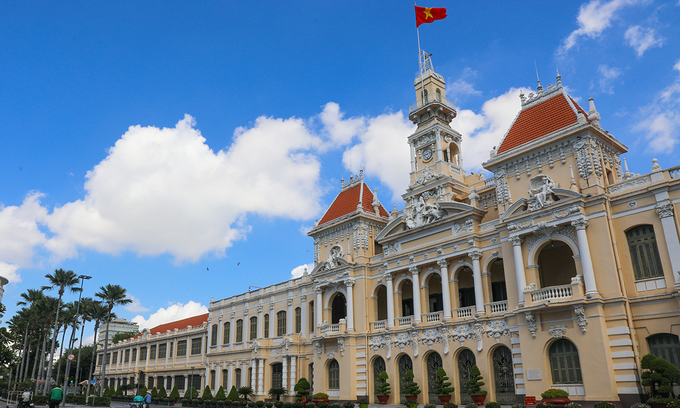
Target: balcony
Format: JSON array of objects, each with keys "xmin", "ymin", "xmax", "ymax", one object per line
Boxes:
[
  {"xmin": 453, "ymin": 306, "xmax": 475, "ymax": 319},
  {"xmin": 423, "ymin": 311, "xmax": 443, "ymax": 323},
  {"xmin": 487, "ymin": 300, "xmax": 508, "ymax": 314},
  {"xmin": 395, "ymin": 316, "xmax": 414, "ymax": 327},
  {"xmin": 370, "ymin": 320, "xmax": 388, "ymax": 331},
  {"xmin": 524, "ymin": 276, "xmax": 585, "ymax": 307},
  {"xmin": 409, "ymin": 93, "xmax": 456, "ymax": 113}
]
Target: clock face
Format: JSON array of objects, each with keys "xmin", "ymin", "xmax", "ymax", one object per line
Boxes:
[{"xmin": 423, "ymin": 148, "xmax": 433, "ymax": 161}]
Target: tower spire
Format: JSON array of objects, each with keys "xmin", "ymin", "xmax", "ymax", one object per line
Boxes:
[{"xmin": 534, "ymin": 60, "xmax": 543, "ymax": 92}]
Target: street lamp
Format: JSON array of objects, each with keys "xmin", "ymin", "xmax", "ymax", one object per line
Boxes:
[
  {"xmin": 189, "ymin": 367, "xmax": 195, "ymax": 401},
  {"xmin": 61, "ymin": 275, "xmax": 92, "ymax": 407}
]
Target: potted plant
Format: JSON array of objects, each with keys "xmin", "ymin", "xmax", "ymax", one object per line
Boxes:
[
  {"xmin": 401, "ymin": 370, "xmax": 421, "ymax": 403},
  {"xmin": 342, "ymin": 403, "xmax": 354, "ymax": 408},
  {"xmin": 485, "ymin": 403, "xmax": 500, "ymax": 408},
  {"xmin": 540, "ymin": 389, "xmax": 570, "ymax": 408},
  {"xmin": 311, "ymin": 393, "xmax": 329, "ymax": 403},
  {"xmin": 375, "ymin": 370, "xmax": 391, "ymax": 404},
  {"xmin": 641, "ymin": 354, "xmax": 679, "ymax": 408},
  {"xmin": 434, "ymin": 367, "xmax": 455, "ymax": 404},
  {"xmin": 466, "ymin": 365, "xmax": 487, "ymax": 405}
]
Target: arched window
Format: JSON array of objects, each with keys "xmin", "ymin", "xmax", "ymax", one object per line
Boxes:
[
  {"xmin": 264, "ymin": 314, "xmax": 270, "ymax": 338},
  {"xmin": 538, "ymin": 241, "xmax": 577, "ymax": 287},
  {"xmin": 400, "ymin": 280, "xmax": 414, "ymax": 317},
  {"xmin": 236, "ymin": 319, "xmax": 243, "ymax": 343},
  {"xmin": 211, "ymin": 324, "xmax": 218, "ymax": 346},
  {"xmin": 648, "ymin": 333, "xmax": 680, "ymax": 367},
  {"xmin": 375, "ymin": 285, "xmax": 388, "ymax": 321},
  {"xmin": 549, "ymin": 339, "xmax": 582, "ymax": 384},
  {"xmin": 250, "ymin": 316, "xmax": 258, "ymax": 340},
  {"xmin": 328, "ymin": 359, "xmax": 340, "ymax": 389},
  {"xmin": 427, "ymin": 274, "xmax": 443, "ymax": 313},
  {"xmin": 627, "ymin": 225, "xmax": 664, "ymax": 280},
  {"xmin": 436, "ymin": 88, "xmax": 442, "ymax": 102},
  {"xmin": 295, "ymin": 307, "xmax": 302, "ymax": 333},
  {"xmin": 458, "ymin": 267, "xmax": 476, "ymax": 308},
  {"xmin": 223, "ymin": 322, "xmax": 230, "ymax": 344},
  {"xmin": 331, "ymin": 293, "xmax": 347, "ymax": 324},
  {"xmin": 277, "ymin": 311, "xmax": 287, "ymax": 336},
  {"xmin": 490, "ymin": 259, "xmax": 507, "ymax": 302},
  {"xmin": 235, "ymin": 368, "xmax": 242, "ymax": 388}
]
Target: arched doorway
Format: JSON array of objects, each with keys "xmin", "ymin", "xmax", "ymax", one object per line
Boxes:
[
  {"xmin": 493, "ymin": 346, "xmax": 515, "ymax": 404},
  {"xmin": 538, "ymin": 241, "xmax": 577, "ymax": 287},
  {"xmin": 489, "ymin": 259, "xmax": 507, "ymax": 303},
  {"xmin": 373, "ymin": 357, "xmax": 386, "ymax": 403},
  {"xmin": 426, "ymin": 352, "xmax": 443, "ymax": 404},
  {"xmin": 400, "ymin": 280, "xmax": 414, "ymax": 317},
  {"xmin": 376, "ymin": 285, "xmax": 388, "ymax": 321},
  {"xmin": 398, "ymin": 354, "xmax": 413, "ymax": 403},
  {"xmin": 331, "ymin": 293, "xmax": 347, "ymax": 324},
  {"xmin": 457, "ymin": 267, "xmax": 476, "ymax": 309},
  {"xmin": 427, "ymin": 274, "xmax": 443, "ymax": 313},
  {"xmin": 458, "ymin": 349, "xmax": 476, "ymax": 404}
]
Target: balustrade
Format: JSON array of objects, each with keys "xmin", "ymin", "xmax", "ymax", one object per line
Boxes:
[
  {"xmin": 370, "ymin": 320, "xmax": 388, "ymax": 331},
  {"xmin": 453, "ymin": 306, "xmax": 474, "ymax": 318},
  {"xmin": 487, "ymin": 300, "xmax": 508, "ymax": 314},
  {"xmin": 423, "ymin": 311, "xmax": 442, "ymax": 322},
  {"xmin": 530, "ymin": 285, "xmax": 573, "ymax": 302},
  {"xmin": 395, "ymin": 316, "xmax": 414, "ymax": 326}
]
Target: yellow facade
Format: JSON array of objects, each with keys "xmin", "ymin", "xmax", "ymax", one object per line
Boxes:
[{"xmin": 97, "ymin": 63, "xmax": 680, "ymax": 407}]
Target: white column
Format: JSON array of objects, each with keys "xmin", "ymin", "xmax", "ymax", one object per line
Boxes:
[
  {"xmin": 656, "ymin": 203, "xmax": 680, "ymax": 289},
  {"xmin": 282, "ymin": 357, "xmax": 288, "ymax": 395},
  {"xmin": 269, "ymin": 305, "xmax": 275, "ymax": 337},
  {"xmin": 218, "ymin": 318, "xmax": 223, "ymax": 351},
  {"xmin": 228, "ymin": 362, "xmax": 233, "ymax": 390},
  {"xmin": 437, "ymin": 259, "xmax": 452, "ymax": 319},
  {"xmin": 345, "ymin": 279, "xmax": 355, "ymax": 331},
  {"xmin": 250, "ymin": 359, "xmax": 256, "ymax": 389},
  {"xmin": 257, "ymin": 307, "xmax": 263, "ymax": 339},
  {"xmin": 410, "ymin": 143, "xmax": 416, "ymax": 172},
  {"xmin": 215, "ymin": 367, "xmax": 220, "ymax": 394},
  {"xmin": 510, "ymin": 235, "xmax": 527, "ymax": 307},
  {"xmin": 289, "ymin": 356, "xmax": 297, "ymax": 394},
  {"xmin": 384, "ymin": 270, "xmax": 395, "ymax": 328},
  {"xmin": 183, "ymin": 374, "xmax": 188, "ymax": 392},
  {"xmin": 257, "ymin": 359, "xmax": 264, "ymax": 396},
  {"xmin": 571, "ymin": 219, "xmax": 599, "ymax": 297},
  {"xmin": 469, "ymin": 250, "xmax": 485, "ymax": 314},
  {"xmin": 435, "ymin": 129, "xmax": 443, "ymax": 161},
  {"xmin": 409, "ymin": 266, "xmax": 422, "ymax": 323},
  {"xmin": 301, "ymin": 296, "xmax": 308, "ymax": 339},
  {"xmin": 287, "ymin": 300, "xmax": 293, "ymax": 334},
  {"xmin": 205, "ymin": 366, "xmax": 210, "ymax": 390},
  {"xmin": 315, "ymin": 288, "xmax": 323, "ymax": 327},
  {"xmin": 230, "ymin": 314, "xmax": 235, "ymax": 349}
]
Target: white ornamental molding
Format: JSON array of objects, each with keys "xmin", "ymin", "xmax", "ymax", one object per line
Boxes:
[
  {"xmin": 608, "ymin": 176, "xmax": 651, "ymax": 194},
  {"xmin": 574, "ymin": 306, "xmax": 587, "ymax": 334},
  {"xmin": 552, "ymin": 206, "xmax": 581, "ymax": 220},
  {"xmin": 323, "ymin": 245, "xmax": 345, "ymax": 271},
  {"xmin": 353, "ymin": 222, "xmax": 370, "ymax": 252},
  {"xmin": 282, "ymin": 337, "xmax": 292, "ymax": 351},
  {"xmin": 508, "ymin": 220, "xmax": 534, "ymax": 231},
  {"xmin": 369, "ymin": 334, "xmax": 392, "ymax": 359},
  {"xmin": 494, "ymin": 169, "xmax": 511, "ymax": 206},
  {"xmin": 526, "ymin": 225, "xmax": 577, "ymax": 253},
  {"xmin": 410, "ymin": 169, "xmax": 443, "ymax": 188},
  {"xmin": 656, "ymin": 203, "xmax": 674, "ymax": 219},
  {"xmin": 574, "ymin": 138, "xmax": 593, "ymax": 179},
  {"xmin": 486, "ymin": 319, "xmax": 510, "ymax": 342},
  {"xmin": 392, "ymin": 332, "xmax": 419, "ymax": 356},
  {"xmin": 527, "ymin": 175, "xmax": 558, "ymax": 211},
  {"xmin": 525, "ymin": 311, "xmax": 537, "ymax": 339},
  {"xmin": 450, "ymin": 323, "xmax": 485, "ymax": 351},
  {"xmin": 327, "ymin": 351, "xmax": 335, "ymax": 359},
  {"xmin": 337, "ymin": 338, "xmax": 345, "ymax": 357},
  {"xmin": 549, "ymin": 325, "xmax": 568, "ymax": 339},
  {"xmin": 249, "ymin": 341, "xmax": 260, "ymax": 354},
  {"xmin": 313, "ymin": 341, "xmax": 323, "ymax": 359},
  {"xmin": 421, "ymin": 327, "xmax": 450, "ymax": 354},
  {"xmin": 405, "ymin": 196, "xmax": 447, "ymax": 229},
  {"xmin": 383, "ymin": 241, "xmax": 401, "ymax": 256}
]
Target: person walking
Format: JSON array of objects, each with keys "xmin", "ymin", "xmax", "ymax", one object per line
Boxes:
[
  {"xmin": 49, "ymin": 387, "xmax": 63, "ymax": 408},
  {"xmin": 144, "ymin": 390, "xmax": 152, "ymax": 408}
]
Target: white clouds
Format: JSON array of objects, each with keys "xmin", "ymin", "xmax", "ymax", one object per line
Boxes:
[
  {"xmin": 290, "ymin": 263, "xmax": 314, "ymax": 278},
  {"xmin": 319, "ymin": 103, "xmax": 365, "ymax": 147},
  {"xmin": 633, "ymin": 61, "xmax": 680, "ymax": 153},
  {"xmin": 452, "ymin": 88, "xmax": 529, "ymax": 172},
  {"xmin": 0, "ymin": 262, "xmax": 21, "ymax": 285},
  {"xmin": 598, "ymin": 65, "xmax": 623, "ymax": 94},
  {"xmin": 447, "ymin": 68, "xmax": 482, "ymax": 99},
  {"xmin": 124, "ymin": 294, "xmax": 150, "ymax": 313},
  {"xmin": 559, "ymin": 0, "xmax": 643, "ymax": 54},
  {"xmin": 132, "ymin": 301, "xmax": 208, "ymax": 330},
  {"xmin": 624, "ymin": 26, "xmax": 663, "ymax": 56},
  {"xmin": 342, "ymin": 112, "xmax": 414, "ymax": 201},
  {"xmin": 44, "ymin": 114, "xmax": 324, "ymax": 263}
]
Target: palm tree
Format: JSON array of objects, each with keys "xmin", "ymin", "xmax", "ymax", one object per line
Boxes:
[
  {"xmin": 16, "ymin": 289, "xmax": 44, "ymax": 381},
  {"xmin": 74, "ymin": 297, "xmax": 94, "ymax": 385},
  {"xmin": 42, "ymin": 269, "xmax": 81, "ymax": 390},
  {"xmin": 33, "ymin": 296, "xmax": 60, "ymax": 395},
  {"xmin": 85, "ymin": 301, "xmax": 110, "ymax": 396},
  {"xmin": 55, "ymin": 302, "xmax": 77, "ymax": 385},
  {"xmin": 95, "ymin": 285, "xmax": 131, "ymax": 396}
]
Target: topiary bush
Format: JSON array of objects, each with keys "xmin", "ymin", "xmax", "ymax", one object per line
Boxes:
[
  {"xmin": 214, "ymin": 386, "xmax": 227, "ymax": 401},
  {"xmin": 466, "ymin": 365, "xmax": 487, "ymax": 395},
  {"xmin": 226, "ymin": 386, "xmax": 239, "ymax": 401},
  {"xmin": 376, "ymin": 371, "xmax": 391, "ymax": 396},
  {"xmin": 485, "ymin": 402, "xmax": 500, "ymax": 408},
  {"xmin": 201, "ymin": 386, "xmax": 213, "ymax": 400},
  {"xmin": 170, "ymin": 386, "xmax": 181, "ymax": 400},
  {"xmin": 401, "ymin": 370, "xmax": 421, "ymax": 397},
  {"xmin": 434, "ymin": 367, "xmax": 454, "ymax": 395},
  {"xmin": 184, "ymin": 387, "xmax": 199, "ymax": 399},
  {"xmin": 641, "ymin": 354, "xmax": 680, "ymax": 397},
  {"xmin": 541, "ymin": 389, "xmax": 569, "ymax": 399}
]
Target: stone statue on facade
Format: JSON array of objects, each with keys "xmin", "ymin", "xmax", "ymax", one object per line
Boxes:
[
  {"xmin": 527, "ymin": 175, "xmax": 558, "ymax": 211},
  {"xmin": 324, "ymin": 245, "xmax": 344, "ymax": 270},
  {"xmin": 406, "ymin": 196, "xmax": 446, "ymax": 229}
]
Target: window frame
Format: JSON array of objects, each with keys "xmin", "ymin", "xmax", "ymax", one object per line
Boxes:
[
  {"xmin": 626, "ymin": 225, "xmax": 665, "ymax": 280},
  {"xmin": 236, "ymin": 319, "xmax": 244, "ymax": 343},
  {"xmin": 250, "ymin": 316, "xmax": 258, "ymax": 341},
  {"xmin": 328, "ymin": 359, "xmax": 340, "ymax": 389},
  {"xmin": 191, "ymin": 337, "xmax": 202, "ymax": 355},
  {"xmin": 176, "ymin": 340, "xmax": 187, "ymax": 357},
  {"xmin": 277, "ymin": 311, "xmax": 287, "ymax": 337}
]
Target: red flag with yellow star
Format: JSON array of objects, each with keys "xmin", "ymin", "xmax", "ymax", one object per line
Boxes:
[{"xmin": 415, "ymin": 5, "xmax": 447, "ymax": 27}]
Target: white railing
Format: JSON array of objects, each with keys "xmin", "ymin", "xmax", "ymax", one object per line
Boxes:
[
  {"xmin": 371, "ymin": 320, "xmax": 388, "ymax": 331},
  {"xmin": 395, "ymin": 316, "xmax": 414, "ymax": 326},
  {"xmin": 531, "ymin": 285, "xmax": 573, "ymax": 302},
  {"xmin": 423, "ymin": 311, "xmax": 442, "ymax": 323},
  {"xmin": 320, "ymin": 323, "xmax": 340, "ymax": 334},
  {"xmin": 668, "ymin": 165, "xmax": 680, "ymax": 179},
  {"xmin": 409, "ymin": 93, "xmax": 456, "ymax": 112},
  {"xmin": 454, "ymin": 306, "xmax": 475, "ymax": 318},
  {"xmin": 488, "ymin": 300, "xmax": 508, "ymax": 314}
]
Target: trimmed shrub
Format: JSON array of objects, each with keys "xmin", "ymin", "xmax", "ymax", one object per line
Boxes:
[
  {"xmin": 401, "ymin": 370, "xmax": 421, "ymax": 397},
  {"xmin": 541, "ymin": 389, "xmax": 569, "ymax": 399},
  {"xmin": 170, "ymin": 386, "xmax": 181, "ymax": 400},
  {"xmin": 202, "ymin": 386, "xmax": 213, "ymax": 400},
  {"xmin": 376, "ymin": 371, "xmax": 391, "ymax": 396},
  {"xmin": 466, "ymin": 365, "xmax": 487, "ymax": 395},
  {"xmin": 159, "ymin": 386, "xmax": 168, "ymax": 398},
  {"xmin": 226, "ymin": 386, "xmax": 240, "ymax": 401},
  {"xmin": 485, "ymin": 402, "xmax": 500, "ymax": 408},
  {"xmin": 214, "ymin": 386, "xmax": 227, "ymax": 401},
  {"xmin": 434, "ymin": 367, "xmax": 455, "ymax": 395}
]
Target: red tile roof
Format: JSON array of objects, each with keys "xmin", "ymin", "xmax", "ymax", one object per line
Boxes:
[
  {"xmin": 318, "ymin": 182, "xmax": 389, "ymax": 226},
  {"xmin": 147, "ymin": 313, "xmax": 209, "ymax": 335},
  {"xmin": 497, "ymin": 92, "xmax": 587, "ymax": 154}
]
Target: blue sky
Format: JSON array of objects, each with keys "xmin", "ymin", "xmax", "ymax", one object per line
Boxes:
[{"xmin": 1, "ymin": 0, "xmax": 679, "ymax": 336}]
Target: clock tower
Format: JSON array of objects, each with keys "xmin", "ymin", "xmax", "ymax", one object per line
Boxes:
[{"xmin": 403, "ymin": 51, "xmax": 468, "ymax": 207}]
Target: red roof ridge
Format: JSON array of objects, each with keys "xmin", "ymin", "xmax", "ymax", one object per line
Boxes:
[
  {"xmin": 145, "ymin": 313, "xmax": 209, "ymax": 335},
  {"xmin": 315, "ymin": 174, "xmax": 388, "ymax": 227}
]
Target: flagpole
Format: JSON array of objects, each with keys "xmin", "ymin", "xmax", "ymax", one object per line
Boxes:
[{"xmin": 415, "ymin": 3, "xmax": 425, "ymax": 106}]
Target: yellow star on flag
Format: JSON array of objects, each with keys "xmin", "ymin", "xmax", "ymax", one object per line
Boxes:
[{"xmin": 423, "ymin": 7, "xmax": 433, "ymax": 19}]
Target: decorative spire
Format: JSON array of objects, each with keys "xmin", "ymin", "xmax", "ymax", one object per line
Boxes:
[
  {"xmin": 587, "ymin": 97, "xmax": 601, "ymax": 126},
  {"xmin": 535, "ymin": 60, "xmax": 543, "ymax": 93},
  {"xmin": 556, "ymin": 68, "xmax": 562, "ymax": 87},
  {"xmin": 372, "ymin": 189, "xmax": 381, "ymax": 215}
]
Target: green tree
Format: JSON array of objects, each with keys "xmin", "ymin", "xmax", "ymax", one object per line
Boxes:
[
  {"xmin": 15, "ymin": 289, "xmax": 44, "ymax": 382},
  {"xmin": 268, "ymin": 387, "xmax": 287, "ymax": 401},
  {"xmin": 85, "ymin": 300, "xmax": 112, "ymax": 397},
  {"xmin": 158, "ymin": 386, "xmax": 168, "ymax": 398},
  {"xmin": 184, "ymin": 386, "xmax": 199, "ymax": 399},
  {"xmin": 169, "ymin": 385, "xmax": 180, "ymax": 400},
  {"xmin": 112, "ymin": 331, "xmax": 140, "ymax": 344},
  {"xmin": 42, "ymin": 268, "xmax": 81, "ymax": 391},
  {"xmin": 401, "ymin": 370, "xmax": 421, "ymax": 397},
  {"xmin": 294, "ymin": 378, "xmax": 310, "ymax": 399},
  {"xmin": 214, "ymin": 386, "xmax": 227, "ymax": 401},
  {"xmin": 641, "ymin": 353, "xmax": 680, "ymax": 397},
  {"xmin": 466, "ymin": 365, "xmax": 487, "ymax": 395},
  {"xmin": 237, "ymin": 386, "xmax": 254, "ymax": 401},
  {"xmin": 434, "ymin": 367, "xmax": 454, "ymax": 395},
  {"xmin": 375, "ymin": 371, "xmax": 391, "ymax": 396},
  {"xmin": 226, "ymin": 386, "xmax": 239, "ymax": 401},
  {"xmin": 201, "ymin": 385, "xmax": 213, "ymax": 400},
  {"xmin": 96, "ymin": 284, "xmax": 131, "ymax": 396}
]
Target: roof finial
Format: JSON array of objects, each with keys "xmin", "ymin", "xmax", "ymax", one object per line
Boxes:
[
  {"xmin": 534, "ymin": 60, "xmax": 543, "ymax": 93},
  {"xmin": 556, "ymin": 68, "xmax": 562, "ymax": 88}
]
